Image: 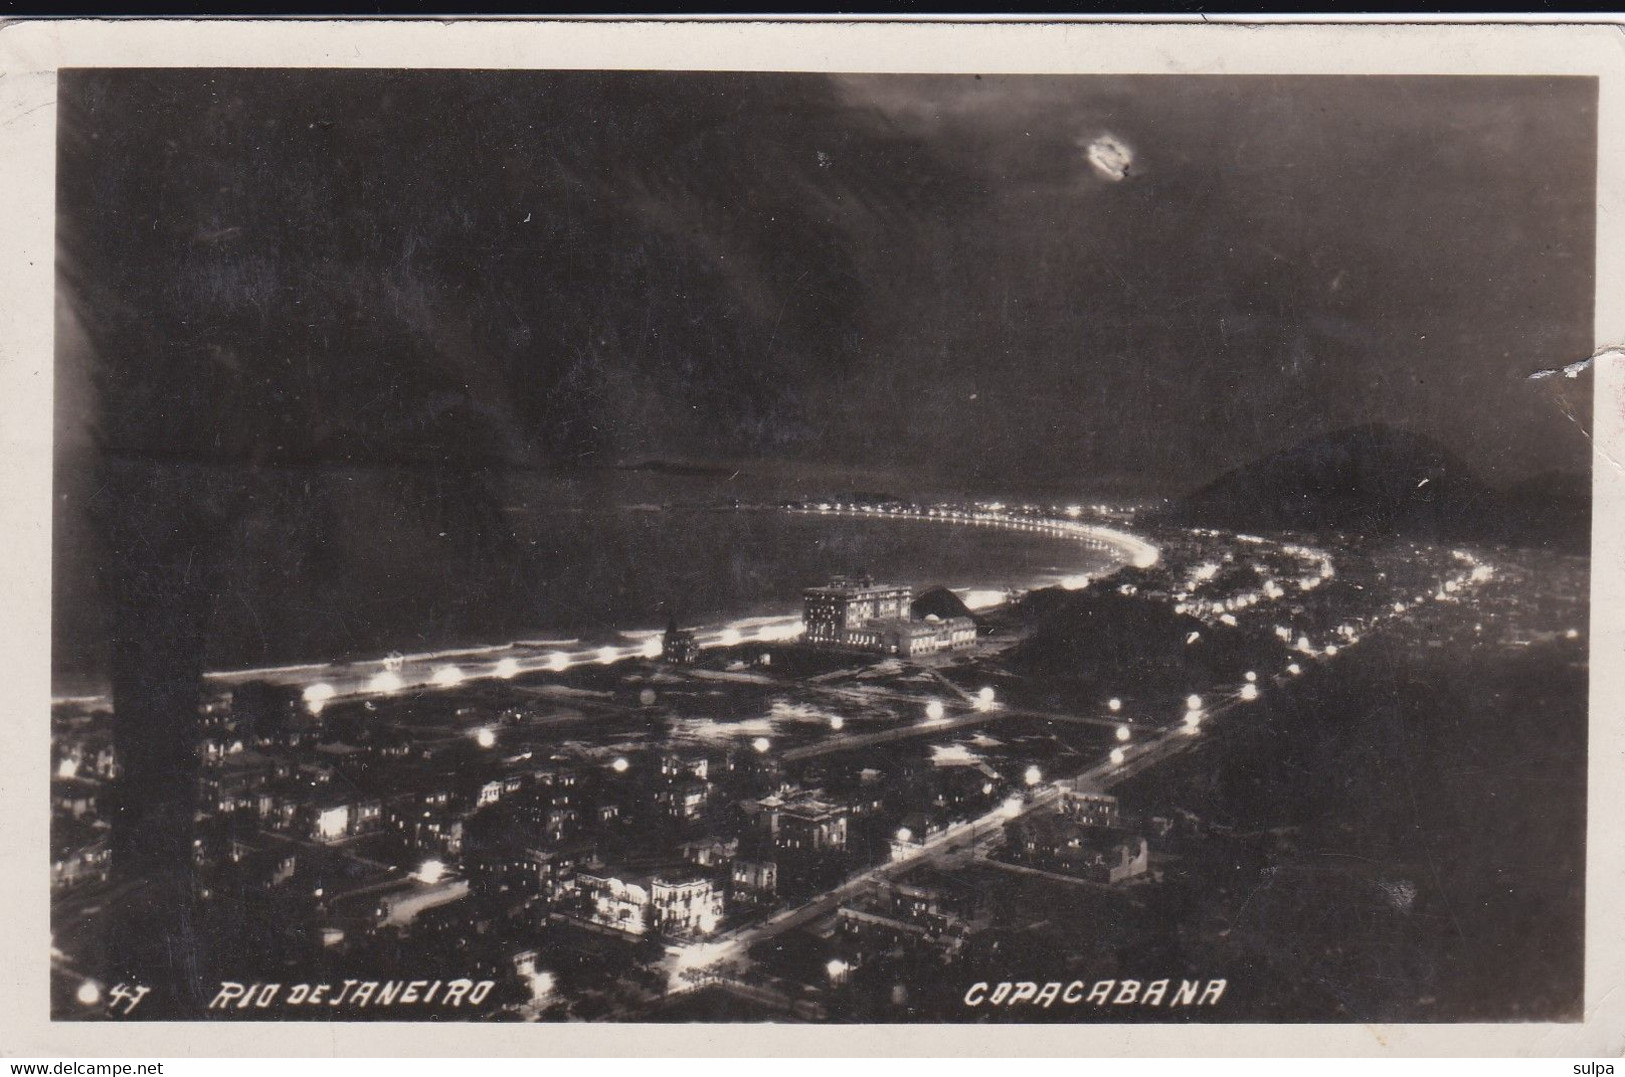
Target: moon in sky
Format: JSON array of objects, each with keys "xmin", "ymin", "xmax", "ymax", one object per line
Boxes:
[{"xmin": 1086, "ymin": 133, "xmax": 1134, "ymax": 181}]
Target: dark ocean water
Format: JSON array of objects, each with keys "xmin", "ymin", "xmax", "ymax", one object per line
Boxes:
[{"xmin": 52, "ymin": 465, "xmax": 1122, "ymax": 695}]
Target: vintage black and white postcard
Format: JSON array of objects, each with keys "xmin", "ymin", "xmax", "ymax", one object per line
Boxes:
[{"xmin": 0, "ymin": 17, "xmax": 1621, "ymax": 1058}]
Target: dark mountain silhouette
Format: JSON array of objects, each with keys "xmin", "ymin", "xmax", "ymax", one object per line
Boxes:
[
  {"xmin": 1157, "ymin": 423, "xmax": 1588, "ymax": 552},
  {"xmin": 911, "ymin": 586, "xmax": 977, "ymax": 624},
  {"xmin": 1006, "ymin": 587, "xmax": 1264, "ymax": 690}
]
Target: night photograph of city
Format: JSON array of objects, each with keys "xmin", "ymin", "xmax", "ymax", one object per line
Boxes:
[{"xmin": 46, "ymin": 67, "xmax": 1594, "ymax": 1026}]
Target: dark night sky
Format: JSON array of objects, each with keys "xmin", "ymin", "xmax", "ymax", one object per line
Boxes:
[{"xmin": 56, "ymin": 69, "xmax": 1596, "ymax": 493}]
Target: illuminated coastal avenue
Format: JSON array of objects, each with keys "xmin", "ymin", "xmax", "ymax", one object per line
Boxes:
[
  {"xmin": 179, "ymin": 499, "xmax": 1165, "ymax": 716},
  {"xmin": 49, "ymin": 497, "xmax": 1544, "ymax": 1022}
]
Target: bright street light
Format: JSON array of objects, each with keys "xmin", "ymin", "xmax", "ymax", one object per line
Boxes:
[
  {"xmin": 303, "ymin": 682, "xmax": 336, "ymax": 714},
  {"xmin": 368, "ymin": 670, "xmax": 404, "ymax": 695}
]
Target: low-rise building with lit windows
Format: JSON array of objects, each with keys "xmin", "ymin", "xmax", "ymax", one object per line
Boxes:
[
  {"xmin": 569, "ymin": 866, "xmax": 723, "ymax": 938},
  {"xmin": 650, "ymin": 871, "xmax": 724, "ymax": 937}
]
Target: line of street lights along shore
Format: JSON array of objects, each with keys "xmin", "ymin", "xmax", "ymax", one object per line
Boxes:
[
  {"xmin": 783, "ymin": 501, "xmax": 1160, "ymax": 570},
  {"xmin": 297, "ymin": 618, "xmax": 806, "ymax": 716},
  {"xmin": 296, "ymin": 500, "xmax": 1168, "ymax": 717}
]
